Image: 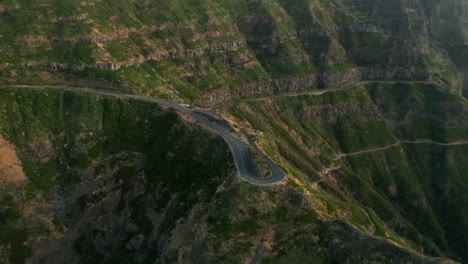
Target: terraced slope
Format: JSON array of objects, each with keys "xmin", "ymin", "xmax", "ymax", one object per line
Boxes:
[
  {"xmin": 0, "ymin": 0, "xmax": 467, "ymax": 263},
  {"xmin": 0, "ymin": 0, "xmax": 465, "ymax": 103}
]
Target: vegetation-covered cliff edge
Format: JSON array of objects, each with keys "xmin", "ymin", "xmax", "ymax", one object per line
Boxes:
[
  {"xmin": 0, "ymin": 0, "xmax": 466, "ymax": 263},
  {"xmin": 0, "ymin": 0, "xmax": 466, "ymax": 103}
]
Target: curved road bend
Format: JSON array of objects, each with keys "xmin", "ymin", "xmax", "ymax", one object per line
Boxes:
[
  {"xmin": 120, "ymin": 94, "xmax": 287, "ymax": 186},
  {"xmin": 0, "ymin": 85, "xmax": 287, "ymax": 186}
]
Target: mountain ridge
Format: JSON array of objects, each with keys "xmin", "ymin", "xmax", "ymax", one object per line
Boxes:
[{"xmin": 0, "ymin": 0, "xmax": 466, "ymax": 263}]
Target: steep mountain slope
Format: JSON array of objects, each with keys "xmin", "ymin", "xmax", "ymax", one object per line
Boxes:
[
  {"xmin": 0, "ymin": 87, "xmax": 463, "ymax": 263},
  {"xmin": 223, "ymin": 83, "xmax": 468, "ymax": 261},
  {"xmin": 0, "ymin": 0, "xmax": 467, "ymax": 263},
  {"xmin": 0, "ymin": 89, "xmax": 232, "ymax": 263},
  {"xmin": 0, "ymin": 0, "xmax": 465, "ymax": 101}
]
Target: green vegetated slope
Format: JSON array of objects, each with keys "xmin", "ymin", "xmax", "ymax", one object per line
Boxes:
[
  {"xmin": 1, "ymin": 87, "xmax": 463, "ymax": 263},
  {"xmin": 0, "ymin": 0, "xmax": 467, "ymax": 263},
  {"xmin": 0, "ymin": 88, "xmax": 232, "ymax": 263},
  {"xmin": 0, "ymin": 0, "xmax": 465, "ymax": 102},
  {"xmin": 224, "ymin": 83, "xmax": 467, "ymax": 262}
]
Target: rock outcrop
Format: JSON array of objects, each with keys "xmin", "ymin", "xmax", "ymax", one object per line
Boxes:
[
  {"xmin": 0, "ymin": 1, "xmax": 467, "ymax": 262},
  {"xmin": 2, "ymin": 0, "xmax": 464, "ymax": 102}
]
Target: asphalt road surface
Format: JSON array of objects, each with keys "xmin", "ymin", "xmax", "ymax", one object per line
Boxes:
[
  {"xmin": 1, "ymin": 85, "xmax": 287, "ymax": 186},
  {"xmin": 111, "ymin": 93, "xmax": 288, "ymax": 186}
]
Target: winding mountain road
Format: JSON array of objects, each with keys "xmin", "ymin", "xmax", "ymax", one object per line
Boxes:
[
  {"xmin": 1, "ymin": 80, "xmax": 456, "ymax": 186},
  {"xmin": 213, "ymin": 80, "xmax": 438, "ymax": 109},
  {"xmin": 336, "ymin": 140, "xmax": 468, "ymax": 159},
  {"xmin": 336, "ymin": 143, "xmax": 401, "ymax": 158},
  {"xmin": 123, "ymin": 93, "xmax": 287, "ymax": 185},
  {"xmin": 0, "ymin": 85, "xmax": 287, "ymax": 186}
]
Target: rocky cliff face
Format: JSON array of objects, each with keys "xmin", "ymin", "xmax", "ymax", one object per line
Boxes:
[
  {"xmin": 0, "ymin": 1, "xmax": 467, "ymax": 263},
  {"xmin": 0, "ymin": 0, "xmax": 465, "ymax": 104},
  {"xmin": 421, "ymin": 0, "xmax": 468, "ymax": 42}
]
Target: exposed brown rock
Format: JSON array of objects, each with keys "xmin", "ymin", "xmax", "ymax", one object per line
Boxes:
[{"xmin": 0, "ymin": 135, "xmax": 26, "ymax": 185}]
